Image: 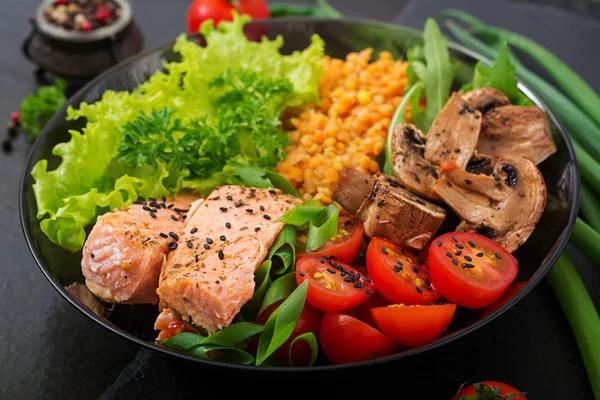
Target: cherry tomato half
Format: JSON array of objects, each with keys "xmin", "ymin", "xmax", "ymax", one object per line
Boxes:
[
  {"xmin": 296, "ymin": 217, "xmax": 364, "ymax": 264},
  {"xmin": 320, "ymin": 312, "xmax": 397, "ymax": 364},
  {"xmin": 254, "ymin": 301, "xmax": 323, "ymax": 366},
  {"xmin": 428, "ymin": 232, "xmax": 518, "ymax": 309},
  {"xmin": 371, "ymin": 303, "xmax": 456, "ymax": 347},
  {"xmin": 296, "ymin": 256, "xmax": 374, "ymax": 311},
  {"xmin": 452, "ymin": 381, "xmax": 528, "ymax": 400},
  {"xmin": 366, "ymin": 237, "xmax": 439, "ymax": 305}
]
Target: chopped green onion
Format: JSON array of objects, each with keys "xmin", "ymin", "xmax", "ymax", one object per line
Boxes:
[
  {"xmin": 579, "ymin": 182, "xmax": 600, "ymax": 232},
  {"xmin": 161, "ymin": 332, "xmax": 206, "ymax": 351},
  {"xmin": 288, "ymin": 332, "xmax": 319, "ymax": 367},
  {"xmin": 187, "ymin": 345, "xmax": 256, "ymax": 365},
  {"xmin": 280, "ymin": 204, "xmax": 325, "ymax": 226},
  {"xmin": 267, "ymin": 225, "xmax": 297, "ymax": 275},
  {"xmin": 260, "ymin": 272, "xmax": 298, "ymax": 314},
  {"xmin": 570, "ymin": 218, "xmax": 600, "ymax": 263},
  {"xmin": 256, "ymin": 280, "xmax": 309, "ymax": 365},
  {"xmin": 200, "ymin": 322, "xmax": 263, "ymax": 348},
  {"xmin": 231, "ymin": 162, "xmax": 300, "ymax": 197},
  {"xmin": 305, "ymin": 204, "xmax": 340, "ymax": 251},
  {"xmin": 241, "ymin": 260, "xmax": 273, "ymax": 321},
  {"xmin": 265, "ymin": 171, "xmax": 300, "ymax": 197},
  {"xmin": 547, "ymin": 254, "xmax": 600, "ymax": 400}
]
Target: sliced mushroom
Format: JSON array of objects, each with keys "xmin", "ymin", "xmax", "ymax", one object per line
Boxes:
[
  {"xmin": 463, "ymin": 87, "xmax": 511, "ymax": 114},
  {"xmin": 391, "ymin": 123, "xmax": 440, "ymax": 200},
  {"xmin": 465, "ymin": 152, "xmax": 495, "ymax": 175},
  {"xmin": 424, "ymin": 92, "xmax": 482, "ymax": 169},
  {"xmin": 432, "ymin": 156, "xmax": 546, "ymax": 253},
  {"xmin": 478, "ymin": 105, "xmax": 557, "ymax": 165},
  {"xmin": 333, "ymin": 168, "xmax": 446, "ymax": 250}
]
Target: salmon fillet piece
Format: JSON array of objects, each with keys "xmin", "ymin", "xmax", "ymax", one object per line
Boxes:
[
  {"xmin": 157, "ymin": 186, "xmax": 301, "ymax": 335},
  {"xmin": 82, "ymin": 192, "xmax": 200, "ymax": 304},
  {"xmin": 155, "ymin": 308, "xmax": 198, "ymax": 342}
]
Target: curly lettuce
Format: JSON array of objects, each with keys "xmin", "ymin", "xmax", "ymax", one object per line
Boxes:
[{"xmin": 32, "ymin": 14, "xmax": 324, "ymax": 252}]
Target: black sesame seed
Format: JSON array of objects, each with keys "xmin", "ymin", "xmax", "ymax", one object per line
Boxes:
[
  {"xmin": 344, "ymin": 220, "xmax": 352, "ymax": 226},
  {"xmin": 495, "ymin": 252, "xmax": 503, "ymax": 259},
  {"xmin": 381, "ymin": 247, "xmax": 389, "ymax": 255},
  {"xmin": 211, "ymin": 196, "xmax": 220, "ymax": 201},
  {"xmin": 396, "ymin": 260, "xmax": 403, "ymax": 267},
  {"xmin": 190, "ymin": 227, "xmax": 198, "ymax": 234},
  {"xmin": 246, "ymin": 208, "xmax": 254, "ymax": 213},
  {"xmin": 226, "ymin": 195, "xmax": 233, "ymax": 201},
  {"xmin": 412, "ymin": 267, "xmax": 420, "ymax": 273},
  {"xmin": 323, "ymin": 256, "xmax": 331, "ymax": 260},
  {"xmin": 182, "ymin": 215, "xmax": 187, "ymax": 220},
  {"xmin": 263, "ymin": 215, "xmax": 271, "ymax": 220},
  {"xmin": 150, "ymin": 208, "xmax": 158, "ymax": 213},
  {"xmin": 169, "ymin": 243, "xmax": 178, "ymax": 250},
  {"xmin": 160, "ymin": 233, "xmax": 168, "ymax": 238},
  {"xmin": 259, "ymin": 205, "xmax": 265, "ymax": 212},
  {"xmin": 378, "ymin": 199, "xmax": 385, "ymax": 207},
  {"xmin": 465, "ymin": 179, "xmax": 472, "ymax": 185},
  {"xmin": 364, "ymin": 277, "xmax": 372, "ymax": 283},
  {"xmin": 206, "ymin": 237, "xmax": 213, "ymax": 244},
  {"xmin": 476, "ymin": 252, "xmax": 484, "ymax": 257},
  {"xmin": 437, "ymin": 240, "xmax": 442, "ymax": 247},
  {"xmin": 424, "ymin": 278, "xmax": 431, "ymax": 286},
  {"xmin": 455, "ymin": 251, "xmax": 462, "ymax": 256},
  {"xmin": 187, "ymin": 242, "xmax": 193, "ymax": 249},
  {"xmin": 195, "ymin": 254, "xmax": 199, "ymax": 262},
  {"xmin": 170, "ymin": 215, "xmax": 178, "ymax": 221},
  {"xmin": 225, "ymin": 222, "xmax": 231, "ymax": 229},
  {"xmin": 354, "ymin": 282, "xmax": 365, "ymax": 289},
  {"xmin": 394, "ymin": 265, "xmax": 403, "ymax": 272},
  {"xmin": 327, "ymin": 268, "xmax": 336, "ymax": 274},
  {"xmin": 400, "ymin": 247, "xmax": 405, "ymax": 254},
  {"xmin": 365, "ymin": 289, "xmax": 372, "ymax": 295},
  {"xmin": 150, "ymin": 212, "xmax": 157, "ymax": 219},
  {"xmin": 203, "ymin": 244, "xmax": 211, "ymax": 250},
  {"xmin": 255, "ymin": 227, "xmax": 261, "ymax": 232},
  {"xmin": 451, "ymin": 236, "xmax": 458, "ymax": 242},
  {"xmin": 269, "ymin": 189, "xmax": 277, "ymax": 195},
  {"xmin": 235, "ymin": 201, "xmax": 243, "ymax": 208},
  {"xmin": 218, "ymin": 250, "xmax": 224, "ymax": 260},
  {"xmin": 343, "ymin": 276, "xmax": 354, "ymax": 283},
  {"xmin": 299, "ymin": 270, "xmax": 305, "ymax": 277},
  {"xmin": 260, "ymin": 173, "xmax": 268, "ymax": 179},
  {"xmin": 445, "ymin": 252, "xmax": 453, "ymax": 258},
  {"xmin": 220, "ymin": 235, "xmax": 226, "ymax": 241},
  {"xmin": 494, "ymin": 175, "xmax": 501, "ymax": 181},
  {"xmin": 389, "ymin": 180, "xmax": 399, "ymax": 188},
  {"xmin": 464, "ymin": 255, "xmax": 473, "ymax": 262},
  {"xmin": 350, "ymin": 220, "xmax": 356, "ymax": 225},
  {"xmin": 468, "ymin": 240, "xmax": 476, "ymax": 247},
  {"xmin": 452, "ymin": 259, "xmax": 458, "ymax": 265},
  {"xmin": 143, "ymin": 205, "xmax": 151, "ymax": 211},
  {"xmin": 415, "ymin": 286, "xmax": 423, "ymax": 293},
  {"xmin": 220, "ymin": 207, "xmax": 228, "ymax": 212},
  {"xmin": 417, "ymin": 258, "xmax": 425, "ymax": 265},
  {"xmin": 169, "ymin": 232, "xmax": 179, "ymax": 241},
  {"xmin": 330, "ymin": 255, "xmax": 338, "ymax": 260},
  {"xmin": 456, "ymin": 243, "xmax": 464, "ymax": 249}
]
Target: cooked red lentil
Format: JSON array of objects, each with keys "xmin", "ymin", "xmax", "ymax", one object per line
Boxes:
[{"xmin": 276, "ymin": 49, "xmax": 410, "ymax": 203}]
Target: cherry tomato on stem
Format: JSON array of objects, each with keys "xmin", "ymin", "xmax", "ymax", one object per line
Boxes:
[
  {"xmin": 366, "ymin": 237, "xmax": 439, "ymax": 305},
  {"xmin": 296, "ymin": 256, "xmax": 374, "ymax": 311},
  {"xmin": 320, "ymin": 312, "xmax": 397, "ymax": 364},
  {"xmin": 371, "ymin": 303, "xmax": 456, "ymax": 347},
  {"xmin": 428, "ymin": 232, "xmax": 518, "ymax": 309},
  {"xmin": 452, "ymin": 380, "xmax": 527, "ymax": 399},
  {"xmin": 296, "ymin": 217, "xmax": 364, "ymax": 264},
  {"xmin": 186, "ymin": 0, "xmax": 270, "ymax": 33}
]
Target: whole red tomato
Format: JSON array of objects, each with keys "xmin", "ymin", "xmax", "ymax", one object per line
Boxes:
[
  {"xmin": 186, "ymin": 0, "xmax": 270, "ymax": 33},
  {"xmin": 452, "ymin": 381, "xmax": 527, "ymax": 399}
]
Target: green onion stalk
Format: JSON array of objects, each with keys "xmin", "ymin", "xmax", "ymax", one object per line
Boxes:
[{"xmin": 440, "ymin": 11, "xmax": 600, "ymax": 399}]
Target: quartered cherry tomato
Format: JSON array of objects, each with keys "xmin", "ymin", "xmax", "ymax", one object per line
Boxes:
[
  {"xmin": 296, "ymin": 217, "xmax": 364, "ymax": 263},
  {"xmin": 371, "ymin": 303, "xmax": 456, "ymax": 347},
  {"xmin": 428, "ymin": 232, "xmax": 518, "ymax": 309},
  {"xmin": 366, "ymin": 237, "xmax": 439, "ymax": 305},
  {"xmin": 296, "ymin": 256, "xmax": 374, "ymax": 311},
  {"xmin": 320, "ymin": 312, "xmax": 397, "ymax": 364}
]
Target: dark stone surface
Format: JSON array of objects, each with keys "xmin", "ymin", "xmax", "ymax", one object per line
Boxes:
[{"xmin": 0, "ymin": 0, "xmax": 598, "ymax": 399}]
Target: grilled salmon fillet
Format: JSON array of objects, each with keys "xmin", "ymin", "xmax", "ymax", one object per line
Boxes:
[
  {"xmin": 157, "ymin": 186, "xmax": 301, "ymax": 335},
  {"xmin": 82, "ymin": 193, "xmax": 200, "ymax": 304}
]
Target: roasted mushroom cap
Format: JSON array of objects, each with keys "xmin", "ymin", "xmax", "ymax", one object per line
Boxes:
[
  {"xmin": 466, "ymin": 152, "xmax": 495, "ymax": 175},
  {"xmin": 463, "ymin": 87, "xmax": 511, "ymax": 114},
  {"xmin": 391, "ymin": 124, "xmax": 439, "ymax": 200},
  {"xmin": 424, "ymin": 92, "xmax": 482, "ymax": 169},
  {"xmin": 432, "ymin": 156, "xmax": 546, "ymax": 253},
  {"xmin": 478, "ymin": 105, "xmax": 557, "ymax": 165},
  {"xmin": 333, "ymin": 168, "xmax": 446, "ymax": 250}
]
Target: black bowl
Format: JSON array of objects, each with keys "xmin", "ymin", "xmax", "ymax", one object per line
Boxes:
[{"xmin": 20, "ymin": 18, "xmax": 578, "ymax": 371}]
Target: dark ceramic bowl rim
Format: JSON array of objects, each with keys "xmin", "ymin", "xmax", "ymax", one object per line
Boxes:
[{"xmin": 20, "ymin": 17, "xmax": 579, "ymax": 372}]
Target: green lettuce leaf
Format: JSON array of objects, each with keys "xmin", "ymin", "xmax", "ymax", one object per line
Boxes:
[{"xmin": 32, "ymin": 14, "xmax": 323, "ymax": 252}]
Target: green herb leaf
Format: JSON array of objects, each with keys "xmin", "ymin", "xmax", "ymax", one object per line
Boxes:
[
  {"xmin": 20, "ymin": 79, "xmax": 67, "ymax": 140},
  {"xmin": 268, "ymin": 225, "xmax": 297, "ymax": 275},
  {"xmin": 161, "ymin": 332, "xmax": 206, "ymax": 351},
  {"xmin": 259, "ymin": 272, "xmax": 298, "ymax": 314},
  {"xmin": 230, "ymin": 162, "xmax": 300, "ymax": 198},
  {"xmin": 241, "ymin": 260, "xmax": 273, "ymax": 321},
  {"xmin": 200, "ymin": 322, "xmax": 263, "ymax": 348},
  {"xmin": 256, "ymin": 280, "xmax": 309, "ymax": 365},
  {"xmin": 305, "ymin": 204, "xmax": 340, "ymax": 251},
  {"xmin": 188, "ymin": 345, "xmax": 256, "ymax": 365},
  {"xmin": 288, "ymin": 332, "xmax": 319, "ymax": 367},
  {"xmin": 410, "ymin": 18, "xmax": 455, "ymax": 132}
]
